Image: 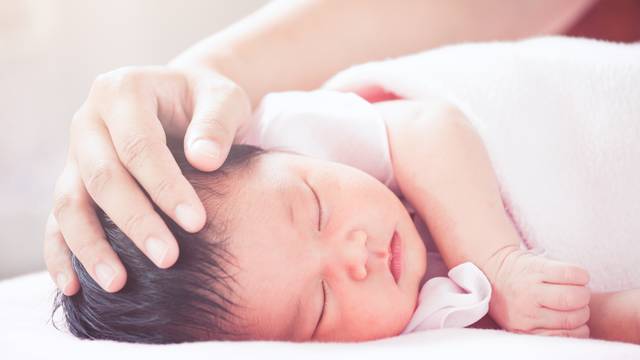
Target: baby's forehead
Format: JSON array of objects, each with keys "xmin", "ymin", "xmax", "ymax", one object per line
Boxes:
[{"xmin": 201, "ymin": 153, "xmax": 293, "ymax": 217}]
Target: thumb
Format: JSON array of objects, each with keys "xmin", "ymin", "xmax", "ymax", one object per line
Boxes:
[{"xmin": 184, "ymin": 80, "xmax": 251, "ymax": 172}]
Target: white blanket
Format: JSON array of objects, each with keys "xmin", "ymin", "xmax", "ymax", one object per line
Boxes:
[
  {"xmin": 1, "ymin": 272, "xmax": 638, "ymax": 359},
  {"xmin": 325, "ymin": 37, "xmax": 640, "ymax": 292}
]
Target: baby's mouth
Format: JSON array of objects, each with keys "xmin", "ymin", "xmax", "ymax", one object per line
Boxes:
[{"xmin": 389, "ymin": 231, "xmax": 403, "ymax": 284}]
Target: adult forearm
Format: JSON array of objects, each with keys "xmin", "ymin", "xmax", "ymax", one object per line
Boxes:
[{"xmin": 170, "ymin": 0, "xmax": 594, "ymax": 106}]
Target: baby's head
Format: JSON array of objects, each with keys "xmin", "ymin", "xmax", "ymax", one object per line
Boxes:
[{"xmin": 53, "ymin": 145, "xmax": 427, "ymax": 343}]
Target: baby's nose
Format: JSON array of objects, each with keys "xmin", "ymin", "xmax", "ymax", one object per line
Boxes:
[{"xmin": 343, "ymin": 230, "xmax": 368, "ymax": 281}]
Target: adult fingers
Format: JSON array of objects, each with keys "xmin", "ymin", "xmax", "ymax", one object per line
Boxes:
[
  {"xmin": 51, "ymin": 161, "xmax": 127, "ymax": 293},
  {"xmin": 73, "ymin": 116, "xmax": 180, "ymax": 272},
  {"xmin": 540, "ymin": 259, "xmax": 590, "ymax": 285},
  {"xmin": 536, "ymin": 283, "xmax": 591, "ymax": 311},
  {"xmin": 43, "ymin": 212, "xmax": 80, "ymax": 296},
  {"xmin": 533, "ymin": 305, "xmax": 590, "ymax": 330},
  {"xmin": 184, "ymin": 76, "xmax": 251, "ymax": 172},
  {"xmin": 101, "ymin": 90, "xmax": 206, "ymax": 233},
  {"xmin": 529, "ymin": 324, "xmax": 590, "ymax": 338}
]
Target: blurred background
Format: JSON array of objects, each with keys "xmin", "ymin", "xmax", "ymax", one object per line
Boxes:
[{"xmin": 0, "ymin": 0, "xmax": 267, "ymax": 280}]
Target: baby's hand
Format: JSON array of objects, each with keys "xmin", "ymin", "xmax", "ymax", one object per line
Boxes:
[{"xmin": 483, "ymin": 246, "xmax": 591, "ymax": 338}]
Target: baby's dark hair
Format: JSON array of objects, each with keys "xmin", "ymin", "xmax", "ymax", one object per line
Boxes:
[{"xmin": 52, "ymin": 143, "xmax": 264, "ymax": 344}]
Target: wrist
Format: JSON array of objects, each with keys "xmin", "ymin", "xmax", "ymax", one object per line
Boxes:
[{"xmin": 480, "ymin": 244, "xmax": 521, "ymax": 283}]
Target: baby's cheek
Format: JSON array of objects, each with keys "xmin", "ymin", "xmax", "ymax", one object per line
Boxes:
[
  {"xmin": 326, "ymin": 312, "xmax": 405, "ymax": 342},
  {"xmin": 354, "ymin": 293, "xmax": 414, "ymax": 340}
]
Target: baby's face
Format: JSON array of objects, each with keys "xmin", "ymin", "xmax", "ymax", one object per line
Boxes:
[{"xmin": 224, "ymin": 152, "xmax": 427, "ymax": 341}]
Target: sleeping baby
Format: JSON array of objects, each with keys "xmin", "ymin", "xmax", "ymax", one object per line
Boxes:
[{"xmin": 53, "ymin": 37, "xmax": 640, "ymax": 344}]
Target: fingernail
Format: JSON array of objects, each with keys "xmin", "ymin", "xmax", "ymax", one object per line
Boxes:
[
  {"xmin": 95, "ymin": 263, "xmax": 116, "ymax": 290},
  {"xmin": 56, "ymin": 273, "xmax": 69, "ymax": 292},
  {"xmin": 175, "ymin": 203, "xmax": 203, "ymax": 232},
  {"xmin": 191, "ymin": 139, "xmax": 220, "ymax": 160},
  {"xmin": 145, "ymin": 237, "xmax": 168, "ymax": 266}
]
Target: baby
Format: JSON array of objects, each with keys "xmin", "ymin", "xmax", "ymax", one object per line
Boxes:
[{"xmin": 53, "ymin": 90, "xmax": 640, "ymax": 344}]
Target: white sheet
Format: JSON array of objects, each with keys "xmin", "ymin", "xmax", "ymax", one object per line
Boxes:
[{"xmin": 1, "ymin": 272, "xmax": 638, "ymax": 359}]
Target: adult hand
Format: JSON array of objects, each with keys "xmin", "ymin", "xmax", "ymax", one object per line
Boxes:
[{"xmin": 44, "ymin": 65, "xmax": 251, "ymax": 294}]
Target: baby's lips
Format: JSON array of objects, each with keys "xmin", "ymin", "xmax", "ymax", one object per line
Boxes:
[{"xmin": 389, "ymin": 231, "xmax": 402, "ymax": 284}]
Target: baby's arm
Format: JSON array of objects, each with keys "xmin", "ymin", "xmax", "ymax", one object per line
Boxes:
[
  {"xmin": 379, "ymin": 99, "xmax": 591, "ymax": 336},
  {"xmin": 589, "ymin": 289, "xmax": 640, "ymax": 344}
]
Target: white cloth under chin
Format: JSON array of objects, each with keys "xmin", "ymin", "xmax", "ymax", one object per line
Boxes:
[
  {"xmin": 403, "ymin": 262, "xmax": 491, "ymax": 333},
  {"xmin": 239, "ymin": 89, "xmax": 492, "ymax": 333}
]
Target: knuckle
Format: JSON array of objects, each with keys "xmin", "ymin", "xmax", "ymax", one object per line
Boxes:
[
  {"xmin": 45, "ymin": 247, "xmax": 71, "ymax": 273},
  {"xmin": 563, "ymin": 290, "xmax": 583, "ymax": 309},
  {"xmin": 561, "ymin": 314, "xmax": 578, "ymax": 329},
  {"xmin": 52, "ymin": 192, "xmax": 78, "ymax": 221},
  {"xmin": 70, "ymin": 106, "xmax": 89, "ymax": 128},
  {"xmin": 557, "ymin": 292, "xmax": 570, "ymax": 308},
  {"xmin": 580, "ymin": 288, "xmax": 592, "ymax": 306},
  {"xmin": 581, "ymin": 306, "xmax": 591, "ymax": 324},
  {"xmin": 44, "ymin": 226, "xmax": 65, "ymax": 256},
  {"xmin": 72, "ymin": 238, "xmax": 101, "ymax": 265},
  {"xmin": 210, "ymin": 79, "xmax": 242, "ymax": 98},
  {"xmin": 518, "ymin": 319, "xmax": 535, "ymax": 332},
  {"xmin": 506, "ymin": 311, "xmax": 530, "ymax": 332},
  {"xmin": 220, "ymin": 81, "xmax": 251, "ymax": 115},
  {"xmin": 114, "ymin": 68, "xmax": 144, "ymax": 91},
  {"xmin": 563, "ymin": 266, "xmax": 574, "ymax": 282},
  {"xmin": 149, "ymin": 177, "xmax": 176, "ymax": 205},
  {"xmin": 85, "ymin": 161, "xmax": 116, "ymax": 196},
  {"xmin": 122, "ymin": 212, "xmax": 149, "ymax": 241},
  {"xmin": 71, "ymin": 233, "xmax": 118, "ymax": 267},
  {"xmin": 92, "ymin": 66, "xmax": 147, "ymax": 95},
  {"xmin": 120, "ymin": 134, "xmax": 158, "ymax": 169},
  {"xmin": 91, "ymin": 73, "xmax": 111, "ymax": 93},
  {"xmin": 43, "ymin": 237, "xmax": 62, "ymax": 268},
  {"xmin": 581, "ymin": 268, "xmax": 590, "ymax": 283},
  {"xmin": 199, "ymin": 114, "xmax": 232, "ymax": 138},
  {"xmin": 224, "ymin": 81, "xmax": 246, "ymax": 102},
  {"xmin": 558, "ymin": 329, "xmax": 571, "ymax": 337}
]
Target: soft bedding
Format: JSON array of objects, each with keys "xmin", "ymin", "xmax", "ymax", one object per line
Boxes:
[{"xmin": 1, "ymin": 272, "xmax": 638, "ymax": 359}]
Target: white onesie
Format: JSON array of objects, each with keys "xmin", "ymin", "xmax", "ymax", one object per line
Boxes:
[{"xmin": 237, "ymin": 90, "xmax": 492, "ymax": 333}]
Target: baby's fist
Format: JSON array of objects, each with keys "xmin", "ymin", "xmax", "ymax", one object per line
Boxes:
[{"xmin": 483, "ymin": 247, "xmax": 591, "ymax": 338}]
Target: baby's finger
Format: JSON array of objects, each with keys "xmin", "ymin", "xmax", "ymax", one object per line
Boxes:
[
  {"xmin": 530, "ymin": 324, "xmax": 590, "ymax": 338},
  {"xmin": 536, "ymin": 283, "xmax": 591, "ymax": 311},
  {"xmin": 52, "ymin": 162, "xmax": 127, "ymax": 293},
  {"xmin": 184, "ymin": 76, "xmax": 251, "ymax": 172},
  {"xmin": 541, "ymin": 260, "xmax": 590, "ymax": 285},
  {"xmin": 534, "ymin": 306, "xmax": 590, "ymax": 330},
  {"xmin": 43, "ymin": 212, "xmax": 80, "ymax": 296}
]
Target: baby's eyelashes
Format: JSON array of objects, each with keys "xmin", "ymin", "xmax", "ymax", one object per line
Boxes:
[{"xmin": 304, "ymin": 180, "xmax": 323, "ymax": 231}]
